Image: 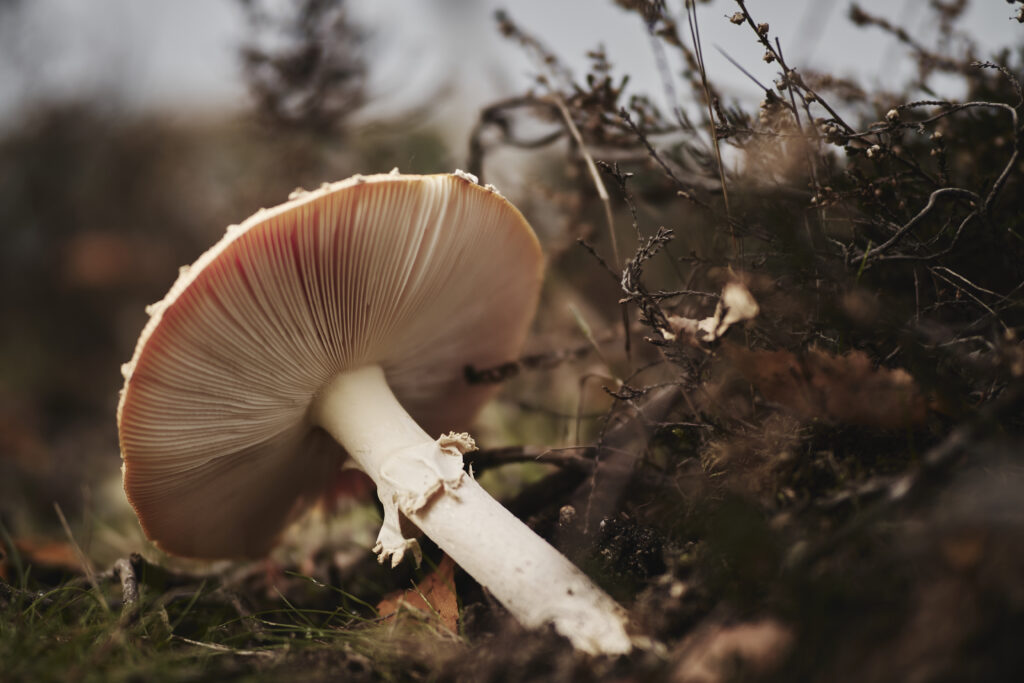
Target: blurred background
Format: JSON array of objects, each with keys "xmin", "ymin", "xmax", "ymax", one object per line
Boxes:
[{"xmin": 0, "ymin": 0, "xmax": 1020, "ymax": 565}]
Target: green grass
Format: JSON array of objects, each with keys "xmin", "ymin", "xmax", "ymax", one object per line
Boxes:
[{"xmin": 0, "ymin": 533, "xmax": 459, "ymax": 683}]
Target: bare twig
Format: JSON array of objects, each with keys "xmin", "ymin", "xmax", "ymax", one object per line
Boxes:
[
  {"xmin": 171, "ymin": 634, "xmax": 277, "ymax": 659},
  {"xmin": 113, "ymin": 556, "xmax": 139, "ymax": 608},
  {"xmin": 551, "ymin": 94, "xmax": 621, "ymax": 266},
  {"xmin": 859, "ymin": 187, "xmax": 980, "ymax": 262},
  {"xmin": 686, "ymin": 0, "xmax": 734, "ymax": 250}
]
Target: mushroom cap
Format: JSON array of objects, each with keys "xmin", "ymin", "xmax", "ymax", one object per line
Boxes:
[{"xmin": 118, "ymin": 172, "xmax": 543, "ymax": 559}]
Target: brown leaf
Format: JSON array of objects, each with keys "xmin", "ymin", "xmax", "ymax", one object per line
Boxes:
[
  {"xmin": 665, "ymin": 281, "xmax": 760, "ymax": 346},
  {"xmin": 377, "ymin": 555, "xmax": 458, "ymax": 633},
  {"xmin": 725, "ymin": 343, "xmax": 927, "ymax": 429},
  {"xmin": 8, "ymin": 537, "xmax": 83, "ymax": 575}
]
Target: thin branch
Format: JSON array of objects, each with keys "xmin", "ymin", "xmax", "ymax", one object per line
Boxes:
[
  {"xmin": 551, "ymin": 94, "xmax": 620, "ymax": 266},
  {"xmin": 859, "ymin": 187, "xmax": 980, "ymax": 262},
  {"xmin": 686, "ymin": 0, "xmax": 734, "ymax": 251}
]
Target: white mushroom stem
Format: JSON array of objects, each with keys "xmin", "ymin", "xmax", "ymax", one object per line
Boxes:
[{"xmin": 311, "ymin": 364, "xmax": 633, "ymax": 655}]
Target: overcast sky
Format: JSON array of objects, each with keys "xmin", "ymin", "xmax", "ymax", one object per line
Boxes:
[{"xmin": 0, "ymin": 0, "xmax": 1019, "ymax": 128}]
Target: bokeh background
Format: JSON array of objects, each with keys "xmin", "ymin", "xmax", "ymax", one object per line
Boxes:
[
  {"xmin": 0, "ymin": 0, "xmax": 1020, "ymax": 575},
  {"xmin": 4, "ymin": 1, "xmax": 1024, "ymax": 680}
]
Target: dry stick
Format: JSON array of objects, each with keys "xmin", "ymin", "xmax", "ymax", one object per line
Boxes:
[
  {"xmin": 929, "ymin": 266, "xmax": 1010, "ymax": 333},
  {"xmin": 577, "ymin": 385, "xmax": 683, "ymax": 533},
  {"xmin": 872, "ymin": 210, "xmax": 979, "ymax": 263},
  {"xmin": 843, "ymin": 95, "xmax": 1020, "ymax": 265},
  {"xmin": 735, "ymin": 0, "xmax": 856, "ymax": 136},
  {"xmin": 720, "ymin": 24, "xmax": 830, "ymax": 242},
  {"xmin": 775, "ymin": 39, "xmax": 829, "ymax": 249},
  {"xmin": 685, "ymin": 0, "xmax": 735, "ymax": 254},
  {"xmin": 551, "ymin": 95, "xmax": 620, "ymax": 268},
  {"xmin": 618, "ymin": 109, "xmax": 705, "ymax": 204},
  {"xmin": 577, "ymin": 237, "xmax": 621, "ymax": 282},
  {"xmin": 54, "ymin": 502, "xmax": 109, "ymax": 614},
  {"xmin": 549, "ymin": 94, "xmax": 633, "ymax": 357},
  {"xmin": 465, "ymin": 328, "xmax": 620, "ymax": 385},
  {"xmin": 489, "ymin": 11, "xmax": 625, "ymax": 283},
  {"xmin": 862, "ymin": 187, "xmax": 980, "ymax": 262},
  {"xmin": 466, "ymin": 95, "xmax": 564, "ymax": 181},
  {"xmin": 931, "ymin": 266, "xmax": 1009, "ymax": 300},
  {"xmin": 601, "ymin": 159, "xmax": 691, "ymax": 288},
  {"xmin": 113, "ymin": 557, "xmax": 139, "ymax": 608},
  {"xmin": 543, "ymin": 384, "xmax": 683, "ymax": 554},
  {"xmin": 974, "ymin": 98, "xmax": 1020, "ymax": 213},
  {"xmin": 172, "ymin": 634, "xmax": 277, "ymax": 659},
  {"xmin": 850, "ymin": 97, "xmax": 1020, "ymax": 195}
]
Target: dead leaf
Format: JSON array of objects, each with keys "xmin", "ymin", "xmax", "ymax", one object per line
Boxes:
[
  {"xmin": 725, "ymin": 343, "xmax": 927, "ymax": 429},
  {"xmin": 719, "ymin": 281, "xmax": 760, "ymax": 330},
  {"xmin": 377, "ymin": 555, "xmax": 458, "ymax": 633},
  {"xmin": 6, "ymin": 537, "xmax": 83, "ymax": 575},
  {"xmin": 665, "ymin": 281, "xmax": 759, "ymax": 346}
]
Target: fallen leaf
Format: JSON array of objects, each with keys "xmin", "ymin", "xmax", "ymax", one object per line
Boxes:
[
  {"xmin": 7, "ymin": 537, "xmax": 83, "ymax": 575},
  {"xmin": 665, "ymin": 281, "xmax": 759, "ymax": 346},
  {"xmin": 377, "ymin": 555, "xmax": 458, "ymax": 633},
  {"xmin": 725, "ymin": 343, "xmax": 927, "ymax": 429},
  {"xmin": 719, "ymin": 281, "xmax": 760, "ymax": 331}
]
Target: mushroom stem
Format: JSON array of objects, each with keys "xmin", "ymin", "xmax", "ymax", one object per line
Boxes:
[{"xmin": 312, "ymin": 364, "xmax": 633, "ymax": 655}]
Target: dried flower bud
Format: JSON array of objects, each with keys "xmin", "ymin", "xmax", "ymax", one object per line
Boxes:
[
  {"xmin": 803, "ymin": 92, "xmax": 817, "ymax": 103},
  {"xmin": 729, "ymin": 12, "xmax": 744, "ymax": 24},
  {"xmin": 558, "ymin": 505, "xmax": 576, "ymax": 527},
  {"xmin": 866, "ymin": 144, "xmax": 882, "ymax": 159},
  {"xmin": 757, "ymin": 22, "xmax": 770, "ymax": 36},
  {"xmin": 931, "ymin": 131, "xmax": 943, "ymax": 142},
  {"xmin": 763, "ymin": 50, "xmax": 775, "ymax": 63},
  {"xmin": 885, "ymin": 109, "xmax": 900, "ymax": 122}
]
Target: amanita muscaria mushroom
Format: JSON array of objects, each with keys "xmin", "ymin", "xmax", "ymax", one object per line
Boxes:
[{"xmin": 118, "ymin": 171, "xmax": 633, "ymax": 654}]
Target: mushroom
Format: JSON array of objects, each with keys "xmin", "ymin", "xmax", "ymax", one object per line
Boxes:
[{"xmin": 117, "ymin": 171, "xmax": 633, "ymax": 654}]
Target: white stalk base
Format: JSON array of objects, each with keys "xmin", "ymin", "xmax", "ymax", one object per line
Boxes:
[{"xmin": 312, "ymin": 365, "xmax": 633, "ymax": 655}]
